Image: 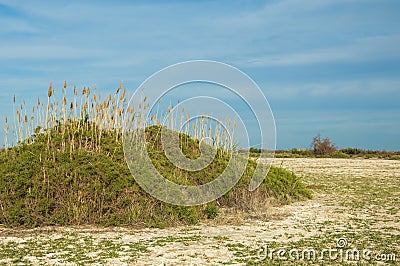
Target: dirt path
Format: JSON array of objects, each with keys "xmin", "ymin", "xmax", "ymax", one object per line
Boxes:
[{"xmin": 1, "ymin": 158, "xmax": 399, "ymax": 265}]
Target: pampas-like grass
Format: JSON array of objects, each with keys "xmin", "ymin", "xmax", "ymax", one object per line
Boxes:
[{"xmin": 8, "ymin": 81, "xmax": 238, "ymax": 159}]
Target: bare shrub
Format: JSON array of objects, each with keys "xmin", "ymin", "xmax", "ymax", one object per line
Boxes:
[{"xmin": 311, "ymin": 134, "xmax": 337, "ymax": 156}]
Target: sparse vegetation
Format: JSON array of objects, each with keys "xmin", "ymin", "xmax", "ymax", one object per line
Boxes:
[
  {"xmin": 274, "ymin": 148, "xmax": 400, "ymax": 160},
  {"xmin": 266, "ymin": 135, "xmax": 400, "ymax": 160}
]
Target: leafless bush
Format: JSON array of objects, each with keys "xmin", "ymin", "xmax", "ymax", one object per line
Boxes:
[{"xmin": 311, "ymin": 134, "xmax": 337, "ymax": 156}]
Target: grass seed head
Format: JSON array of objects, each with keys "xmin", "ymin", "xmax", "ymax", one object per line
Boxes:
[
  {"xmin": 48, "ymin": 82, "xmax": 53, "ymax": 98},
  {"xmin": 120, "ymin": 91, "xmax": 125, "ymax": 101},
  {"xmin": 116, "ymin": 82, "xmax": 122, "ymax": 94}
]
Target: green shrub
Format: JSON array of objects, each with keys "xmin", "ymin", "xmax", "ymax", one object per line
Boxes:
[
  {"xmin": 204, "ymin": 203, "xmax": 219, "ymax": 219},
  {"xmin": 0, "ymin": 124, "xmax": 311, "ymax": 228},
  {"xmin": 331, "ymin": 151, "xmax": 350, "ymax": 158},
  {"xmin": 290, "ymin": 148, "xmax": 312, "ymax": 157},
  {"xmin": 1, "ymin": 84, "xmax": 313, "ymax": 228}
]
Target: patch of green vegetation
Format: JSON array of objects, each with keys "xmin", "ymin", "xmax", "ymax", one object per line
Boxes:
[
  {"xmin": 204, "ymin": 203, "xmax": 219, "ymax": 219},
  {"xmin": 0, "ymin": 233, "xmax": 150, "ymax": 265},
  {"xmin": 0, "ymin": 124, "xmax": 311, "ymax": 228},
  {"xmin": 213, "ymin": 236, "xmax": 230, "ymax": 241},
  {"xmin": 149, "ymin": 235, "xmax": 202, "ymax": 247},
  {"xmin": 273, "ymin": 148, "xmax": 400, "ymax": 160}
]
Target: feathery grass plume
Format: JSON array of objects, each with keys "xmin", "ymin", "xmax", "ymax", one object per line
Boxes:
[
  {"xmin": 61, "ymin": 95, "xmax": 67, "ymax": 151},
  {"xmin": 118, "ymin": 87, "xmax": 127, "ymax": 133},
  {"xmin": 30, "ymin": 116, "xmax": 35, "ymax": 141},
  {"xmin": 24, "ymin": 115, "xmax": 28, "ymax": 142},
  {"xmin": 73, "ymin": 85, "xmax": 78, "ymax": 122},
  {"xmin": 4, "ymin": 117, "xmax": 9, "ymax": 153},
  {"xmin": 48, "ymin": 83, "xmax": 53, "ymax": 98},
  {"xmin": 113, "ymin": 84, "xmax": 125, "ymax": 141},
  {"xmin": 200, "ymin": 113, "xmax": 205, "ymax": 139},
  {"xmin": 62, "ymin": 95, "xmax": 67, "ymax": 106},
  {"xmin": 16, "ymin": 109, "xmax": 22, "ymax": 143},
  {"xmin": 36, "ymin": 97, "xmax": 41, "ymax": 131},
  {"xmin": 45, "ymin": 82, "xmax": 54, "ymax": 149},
  {"xmin": 31, "ymin": 106, "xmax": 35, "ymax": 136},
  {"xmin": 85, "ymin": 87, "xmax": 91, "ymax": 132},
  {"xmin": 45, "ymin": 82, "xmax": 53, "ymax": 128},
  {"xmin": 21, "ymin": 100, "xmax": 28, "ymax": 142},
  {"xmin": 116, "ymin": 82, "xmax": 122, "ymax": 94},
  {"xmin": 12, "ymin": 95, "xmax": 17, "ymax": 146},
  {"xmin": 77, "ymin": 86, "xmax": 87, "ymax": 137},
  {"xmin": 120, "ymin": 87, "xmax": 126, "ymax": 101}
]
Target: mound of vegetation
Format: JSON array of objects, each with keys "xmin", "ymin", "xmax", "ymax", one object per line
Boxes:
[
  {"xmin": 0, "ymin": 123, "xmax": 311, "ymax": 228},
  {"xmin": 0, "ymin": 82, "xmax": 311, "ymax": 228}
]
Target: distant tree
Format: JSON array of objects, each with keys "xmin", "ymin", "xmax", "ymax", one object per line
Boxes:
[{"xmin": 311, "ymin": 134, "xmax": 337, "ymax": 156}]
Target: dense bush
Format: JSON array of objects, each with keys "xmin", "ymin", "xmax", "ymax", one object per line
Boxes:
[{"xmin": 0, "ymin": 125, "xmax": 311, "ymax": 228}]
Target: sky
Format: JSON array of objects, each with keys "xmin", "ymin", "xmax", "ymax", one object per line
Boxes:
[{"xmin": 0, "ymin": 0, "xmax": 399, "ymax": 151}]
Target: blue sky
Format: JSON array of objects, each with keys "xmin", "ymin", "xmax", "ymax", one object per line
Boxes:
[{"xmin": 0, "ymin": 0, "xmax": 399, "ymax": 150}]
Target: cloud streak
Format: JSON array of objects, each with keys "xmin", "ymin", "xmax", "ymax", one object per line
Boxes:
[{"xmin": 235, "ymin": 35, "xmax": 400, "ymax": 67}]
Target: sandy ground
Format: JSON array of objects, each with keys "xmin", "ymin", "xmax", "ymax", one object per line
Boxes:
[{"xmin": 1, "ymin": 158, "xmax": 399, "ymax": 265}]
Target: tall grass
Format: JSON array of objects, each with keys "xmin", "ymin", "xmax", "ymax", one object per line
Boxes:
[
  {"xmin": 8, "ymin": 82, "xmax": 125, "ymax": 153},
  {"xmin": 7, "ymin": 81, "xmax": 237, "ymax": 157}
]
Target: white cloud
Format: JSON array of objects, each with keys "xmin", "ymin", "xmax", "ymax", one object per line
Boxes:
[
  {"xmin": 235, "ymin": 35, "xmax": 400, "ymax": 67},
  {"xmin": 264, "ymin": 78, "xmax": 400, "ymax": 100},
  {"xmin": 0, "ymin": 44, "xmax": 112, "ymax": 60}
]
